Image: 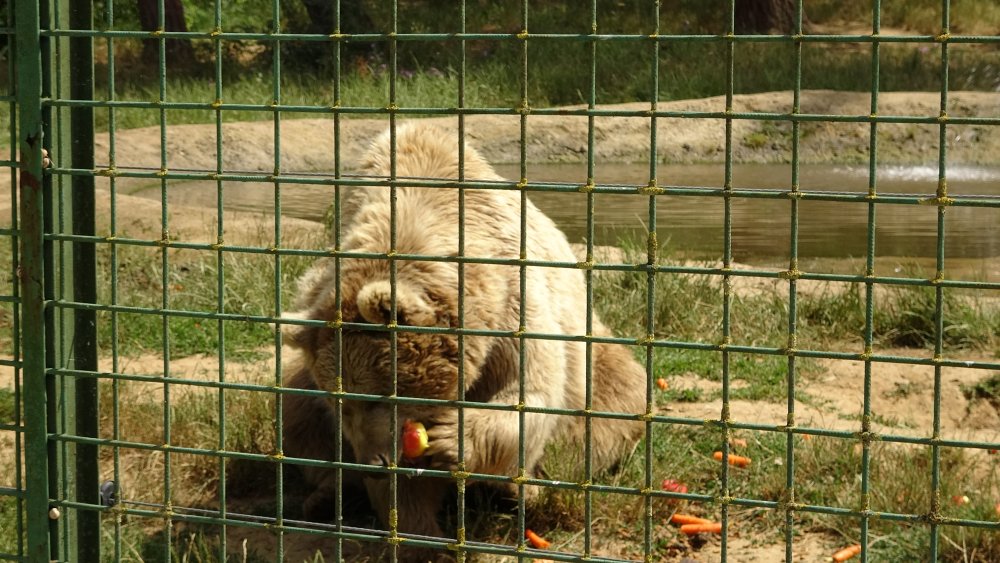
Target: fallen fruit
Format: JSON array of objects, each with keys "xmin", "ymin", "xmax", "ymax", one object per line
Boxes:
[
  {"xmin": 525, "ymin": 529, "xmax": 551, "ymax": 549},
  {"xmin": 661, "ymin": 479, "xmax": 688, "ymax": 494},
  {"xmin": 713, "ymin": 451, "xmax": 751, "ymax": 468},
  {"xmin": 656, "ymin": 378, "xmax": 669, "ymax": 390},
  {"xmin": 401, "ymin": 420, "xmax": 429, "ymax": 459},
  {"xmin": 670, "ymin": 514, "xmax": 712, "ymax": 526},
  {"xmin": 680, "ymin": 522, "xmax": 723, "ymax": 535},
  {"xmin": 952, "ymin": 494, "xmax": 970, "ymax": 506},
  {"xmin": 831, "ymin": 543, "xmax": 862, "ymax": 562}
]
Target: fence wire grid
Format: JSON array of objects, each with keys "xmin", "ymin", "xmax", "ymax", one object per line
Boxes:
[{"xmin": 3, "ymin": 0, "xmax": 1000, "ymax": 562}]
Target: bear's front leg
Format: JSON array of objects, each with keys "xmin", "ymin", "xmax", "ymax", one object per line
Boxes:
[
  {"xmin": 364, "ymin": 476, "xmax": 455, "ymax": 563},
  {"xmin": 424, "ymin": 338, "xmax": 570, "ymax": 496}
]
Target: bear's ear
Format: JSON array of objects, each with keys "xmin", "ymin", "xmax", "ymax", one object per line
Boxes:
[{"xmin": 356, "ymin": 280, "xmax": 438, "ymax": 327}]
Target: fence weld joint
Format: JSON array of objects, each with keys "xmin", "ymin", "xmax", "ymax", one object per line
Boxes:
[
  {"xmin": 854, "ymin": 431, "xmax": 882, "ymax": 444},
  {"xmin": 639, "ymin": 182, "xmax": 663, "ymax": 196}
]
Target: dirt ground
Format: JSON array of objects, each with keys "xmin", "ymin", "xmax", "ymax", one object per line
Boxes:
[
  {"xmin": 2, "ymin": 91, "xmax": 999, "ymax": 562},
  {"xmin": 6, "ymin": 89, "xmax": 1000, "ymax": 198},
  {"xmin": 85, "ymin": 90, "xmax": 1000, "ymax": 176}
]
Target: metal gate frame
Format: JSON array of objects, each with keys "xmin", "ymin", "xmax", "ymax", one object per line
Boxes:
[{"xmin": 14, "ymin": 0, "xmax": 99, "ymax": 560}]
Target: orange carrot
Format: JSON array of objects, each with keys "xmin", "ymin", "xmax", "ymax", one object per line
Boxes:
[
  {"xmin": 713, "ymin": 451, "xmax": 751, "ymax": 468},
  {"xmin": 831, "ymin": 543, "xmax": 862, "ymax": 562},
  {"xmin": 680, "ymin": 522, "xmax": 723, "ymax": 535},
  {"xmin": 656, "ymin": 378, "xmax": 669, "ymax": 390},
  {"xmin": 525, "ymin": 529, "xmax": 551, "ymax": 549},
  {"xmin": 670, "ymin": 513, "xmax": 712, "ymax": 526}
]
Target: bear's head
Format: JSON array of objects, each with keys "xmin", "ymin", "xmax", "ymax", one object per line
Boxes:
[{"xmin": 288, "ymin": 270, "xmax": 460, "ymax": 472}]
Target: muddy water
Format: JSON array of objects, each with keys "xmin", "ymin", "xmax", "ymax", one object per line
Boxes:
[
  {"xmin": 136, "ymin": 163, "xmax": 1000, "ymax": 262},
  {"xmin": 498, "ymin": 163, "xmax": 1000, "ymax": 263}
]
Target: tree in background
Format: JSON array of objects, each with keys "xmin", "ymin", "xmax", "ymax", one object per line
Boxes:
[
  {"xmin": 735, "ymin": 0, "xmax": 806, "ymax": 34},
  {"xmin": 136, "ymin": 0, "xmax": 195, "ymax": 66},
  {"xmin": 293, "ymin": 0, "xmax": 382, "ymax": 66}
]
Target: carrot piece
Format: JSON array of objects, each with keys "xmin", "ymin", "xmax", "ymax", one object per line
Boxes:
[
  {"xmin": 713, "ymin": 451, "xmax": 751, "ymax": 468},
  {"xmin": 831, "ymin": 543, "xmax": 862, "ymax": 562},
  {"xmin": 680, "ymin": 522, "xmax": 723, "ymax": 535},
  {"xmin": 525, "ymin": 529, "xmax": 551, "ymax": 549},
  {"xmin": 656, "ymin": 377, "xmax": 669, "ymax": 390},
  {"xmin": 670, "ymin": 513, "xmax": 712, "ymax": 526}
]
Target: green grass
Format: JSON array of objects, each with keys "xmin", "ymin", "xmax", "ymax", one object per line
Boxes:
[
  {"xmin": 963, "ymin": 372, "xmax": 1000, "ymax": 408},
  {"xmin": 874, "ymin": 284, "xmax": 1000, "ymax": 351},
  {"xmin": 0, "ymin": 496, "xmax": 24, "ymax": 555},
  {"xmin": 0, "ymin": 237, "xmax": 14, "ymax": 355},
  {"xmin": 594, "ymin": 238, "xmax": 813, "ymax": 402},
  {"xmin": 0, "ymin": 387, "xmax": 14, "ymax": 425},
  {"xmin": 0, "ymin": 496, "xmax": 23, "ymax": 558},
  {"xmin": 94, "ymin": 234, "xmax": 320, "ymax": 361},
  {"xmin": 807, "ymin": 0, "xmax": 1000, "ymax": 35},
  {"xmin": 100, "ymin": 526, "xmax": 270, "ymax": 563},
  {"xmin": 535, "ymin": 425, "xmax": 1000, "ymax": 562},
  {"xmin": 24, "ymin": 224, "xmax": 992, "ymax": 373}
]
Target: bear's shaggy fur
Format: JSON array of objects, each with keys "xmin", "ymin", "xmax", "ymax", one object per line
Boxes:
[{"xmin": 283, "ymin": 123, "xmax": 646, "ymax": 561}]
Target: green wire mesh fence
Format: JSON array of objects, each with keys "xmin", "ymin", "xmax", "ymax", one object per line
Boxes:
[{"xmin": 3, "ymin": 0, "xmax": 1000, "ymax": 561}]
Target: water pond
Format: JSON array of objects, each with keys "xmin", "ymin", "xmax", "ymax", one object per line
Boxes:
[{"xmin": 135, "ymin": 162, "xmax": 1000, "ymax": 264}]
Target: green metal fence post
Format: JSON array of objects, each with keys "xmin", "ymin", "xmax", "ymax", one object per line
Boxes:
[
  {"xmin": 68, "ymin": 0, "xmax": 100, "ymax": 560},
  {"xmin": 40, "ymin": 0, "xmax": 79, "ymax": 557},
  {"xmin": 15, "ymin": 0, "xmax": 53, "ymax": 559}
]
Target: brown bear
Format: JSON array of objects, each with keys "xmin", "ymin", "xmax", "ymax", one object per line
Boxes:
[{"xmin": 283, "ymin": 123, "xmax": 646, "ymax": 562}]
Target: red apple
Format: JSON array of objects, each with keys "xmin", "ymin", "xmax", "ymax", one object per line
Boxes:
[{"xmin": 402, "ymin": 420, "xmax": 429, "ymax": 459}]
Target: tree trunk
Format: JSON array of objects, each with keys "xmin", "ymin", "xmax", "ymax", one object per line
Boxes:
[
  {"xmin": 136, "ymin": 0, "xmax": 195, "ymax": 67},
  {"xmin": 735, "ymin": 0, "xmax": 803, "ymax": 34}
]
